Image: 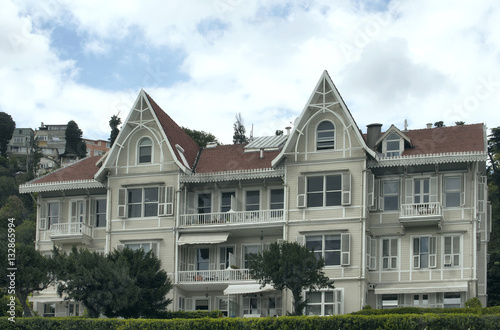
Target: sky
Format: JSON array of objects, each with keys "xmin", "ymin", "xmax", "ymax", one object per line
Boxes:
[{"xmin": 1, "ymin": 0, "xmax": 500, "ymax": 144}]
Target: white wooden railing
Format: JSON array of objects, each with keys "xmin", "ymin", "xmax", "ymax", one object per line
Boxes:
[
  {"xmin": 50, "ymin": 223, "xmax": 92, "ymax": 236},
  {"xmin": 180, "ymin": 209, "xmax": 284, "ymax": 226},
  {"xmin": 400, "ymin": 202, "xmax": 442, "ymax": 217},
  {"xmin": 178, "ymin": 269, "xmax": 253, "ymax": 283}
]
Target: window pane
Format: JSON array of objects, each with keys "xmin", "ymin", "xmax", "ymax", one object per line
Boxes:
[
  {"xmin": 221, "ymin": 192, "xmax": 235, "ymax": 212},
  {"xmin": 318, "ymin": 121, "xmax": 334, "ymax": 131},
  {"xmin": 324, "ymin": 304, "xmax": 334, "ymax": 315},
  {"xmin": 270, "ymin": 189, "xmax": 284, "ymax": 209},
  {"xmin": 144, "ymin": 188, "xmax": 158, "ymax": 202},
  {"xmin": 326, "ymin": 192, "xmax": 341, "ymax": 206},
  {"xmin": 246, "ymin": 191, "xmax": 260, "ymax": 204},
  {"xmin": 128, "ymin": 189, "xmax": 142, "ymax": 203},
  {"xmin": 391, "ymin": 239, "xmax": 397, "ymax": 256},
  {"xmin": 306, "ymin": 236, "xmax": 322, "ymax": 252},
  {"xmin": 446, "ymin": 192, "xmax": 460, "ymax": 207},
  {"xmin": 384, "ymin": 181, "xmax": 399, "ymax": 194},
  {"xmin": 307, "ymin": 192, "xmax": 323, "ymax": 207},
  {"xmin": 324, "ymin": 292, "xmax": 334, "ymax": 303},
  {"xmin": 326, "ymin": 175, "xmax": 341, "ymax": 190},
  {"xmin": 387, "ymin": 141, "xmax": 399, "ymax": 151},
  {"xmin": 445, "ymin": 177, "xmax": 461, "ymax": 191},
  {"xmin": 139, "ymin": 145, "xmax": 152, "ymax": 163},
  {"xmin": 325, "ymin": 235, "xmax": 341, "ymax": 250},
  {"xmin": 384, "ymin": 196, "xmax": 398, "ymax": 210},
  {"xmin": 144, "ymin": 204, "xmax": 158, "ymax": 217},
  {"xmin": 324, "ymin": 251, "xmax": 340, "ymax": 265},
  {"xmin": 308, "ymin": 177, "xmax": 323, "ymax": 192},
  {"xmin": 307, "ymin": 292, "xmax": 322, "ymax": 303},
  {"xmin": 128, "ymin": 204, "xmax": 141, "ymax": 218},
  {"xmin": 387, "ymin": 133, "xmax": 399, "ymax": 140},
  {"xmin": 382, "ymin": 240, "xmax": 389, "ymax": 257},
  {"xmin": 453, "ymin": 236, "xmax": 460, "ymax": 253},
  {"xmin": 306, "ymin": 305, "xmax": 321, "ymax": 315},
  {"xmin": 445, "ymin": 237, "xmax": 451, "ymax": 254}
]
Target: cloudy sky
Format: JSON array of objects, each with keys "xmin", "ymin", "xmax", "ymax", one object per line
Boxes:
[{"xmin": 2, "ymin": 0, "xmax": 500, "ymax": 144}]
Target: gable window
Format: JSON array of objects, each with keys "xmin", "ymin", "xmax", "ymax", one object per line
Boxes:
[
  {"xmin": 384, "ymin": 133, "xmax": 402, "ymax": 157},
  {"xmin": 138, "ymin": 138, "xmax": 152, "ymax": 163},
  {"xmin": 382, "ymin": 238, "xmax": 398, "ymax": 270},
  {"xmin": 382, "ymin": 180, "xmax": 399, "ymax": 211},
  {"xmin": 316, "ymin": 121, "xmax": 335, "ymax": 150},
  {"xmin": 306, "ymin": 234, "xmax": 350, "ymax": 266},
  {"xmin": 444, "ymin": 235, "xmax": 460, "ymax": 267},
  {"xmin": 413, "ymin": 236, "xmax": 437, "ymax": 269},
  {"xmin": 444, "ymin": 176, "xmax": 462, "ymax": 207},
  {"xmin": 128, "ymin": 188, "xmax": 158, "ymax": 218}
]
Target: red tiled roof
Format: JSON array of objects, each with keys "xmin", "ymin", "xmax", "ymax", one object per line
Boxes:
[
  {"xmin": 145, "ymin": 93, "xmax": 200, "ymax": 169},
  {"xmin": 31, "ymin": 156, "xmax": 102, "ymax": 184},
  {"xmin": 195, "ymin": 144, "xmax": 282, "ymax": 173},
  {"xmin": 402, "ymin": 124, "xmax": 485, "ymax": 155}
]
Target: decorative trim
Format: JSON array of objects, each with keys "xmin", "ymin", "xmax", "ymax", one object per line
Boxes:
[
  {"xmin": 180, "ymin": 167, "xmax": 285, "ymax": 183},
  {"xmin": 368, "ymin": 151, "xmax": 486, "ymax": 168},
  {"xmin": 19, "ymin": 179, "xmax": 105, "ymax": 193}
]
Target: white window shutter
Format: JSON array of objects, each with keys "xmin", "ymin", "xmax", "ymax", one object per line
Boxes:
[
  {"xmin": 342, "ymin": 172, "xmax": 351, "ymax": 206},
  {"xmin": 297, "ymin": 176, "xmax": 306, "ymax": 208},
  {"xmin": 429, "ymin": 236, "xmax": 437, "ymax": 268},
  {"xmin": 367, "ymin": 174, "xmax": 375, "ymax": 208},
  {"xmin": 70, "ymin": 201, "xmax": 77, "ymax": 223},
  {"xmin": 39, "ymin": 202, "xmax": 47, "ymax": 230},
  {"xmin": 89, "ymin": 199, "xmax": 96, "ymax": 227},
  {"xmin": 378, "ymin": 180, "xmax": 384, "ymax": 211},
  {"xmin": 460, "ymin": 174, "xmax": 466, "ymax": 206},
  {"xmin": 158, "ymin": 186, "xmax": 166, "ymax": 216},
  {"xmin": 341, "ymin": 233, "xmax": 350, "ymax": 266},
  {"xmin": 118, "ymin": 188, "xmax": 127, "ymax": 218},
  {"xmin": 370, "ymin": 237, "xmax": 376, "ymax": 270},
  {"xmin": 187, "ymin": 192, "xmax": 195, "ymax": 214},
  {"xmin": 185, "ymin": 298, "xmax": 194, "ymax": 311},
  {"xmin": 405, "ymin": 178, "xmax": 413, "ymax": 204},
  {"xmin": 230, "ymin": 195, "xmax": 240, "ymax": 211},
  {"xmin": 151, "ymin": 242, "xmax": 158, "ymax": 256},
  {"xmin": 429, "ymin": 177, "xmax": 438, "ymax": 203},
  {"xmin": 413, "ymin": 238, "xmax": 420, "ymax": 268},
  {"xmin": 166, "ymin": 186, "xmax": 174, "ymax": 215},
  {"xmin": 296, "ymin": 234, "xmax": 305, "ymax": 246}
]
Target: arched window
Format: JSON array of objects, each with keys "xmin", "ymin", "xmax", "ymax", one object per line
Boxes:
[
  {"xmin": 138, "ymin": 138, "xmax": 152, "ymax": 163},
  {"xmin": 317, "ymin": 121, "xmax": 335, "ymax": 150}
]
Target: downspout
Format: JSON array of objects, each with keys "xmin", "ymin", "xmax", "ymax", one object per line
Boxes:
[{"xmin": 105, "ymin": 172, "xmax": 111, "ymax": 254}]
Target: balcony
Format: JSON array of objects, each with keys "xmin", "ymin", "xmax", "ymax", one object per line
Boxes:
[
  {"xmin": 49, "ymin": 223, "xmax": 92, "ymax": 244},
  {"xmin": 179, "ymin": 209, "xmax": 284, "ymax": 227},
  {"xmin": 178, "ymin": 269, "xmax": 254, "ymax": 283},
  {"xmin": 399, "ymin": 202, "xmax": 443, "ymax": 227}
]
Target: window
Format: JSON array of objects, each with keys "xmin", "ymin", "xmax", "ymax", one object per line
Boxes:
[
  {"xmin": 384, "ymin": 133, "xmax": 402, "ymax": 157},
  {"xmin": 68, "ymin": 303, "xmax": 80, "ymax": 316},
  {"xmin": 307, "ymin": 175, "xmax": 341, "ymax": 207},
  {"xmin": 245, "ymin": 190, "xmax": 260, "ymax": 211},
  {"xmin": 270, "ymin": 188, "xmax": 284, "ymax": 210},
  {"xmin": 220, "ymin": 192, "xmax": 235, "ymax": 212},
  {"xmin": 443, "ymin": 293, "xmax": 461, "ymax": 308},
  {"xmin": 383, "ymin": 180, "xmax": 399, "ymax": 211},
  {"xmin": 413, "ymin": 236, "xmax": 437, "ymax": 269},
  {"xmin": 197, "ymin": 248, "xmax": 210, "ymax": 270},
  {"xmin": 43, "ymin": 303, "xmax": 56, "ymax": 317},
  {"xmin": 219, "ymin": 246, "xmax": 235, "ymax": 269},
  {"xmin": 243, "ymin": 296, "xmax": 259, "ymax": 315},
  {"xmin": 95, "ymin": 199, "xmax": 106, "ymax": 227},
  {"xmin": 414, "ymin": 179, "xmax": 430, "ymax": 203},
  {"xmin": 47, "ymin": 202, "xmax": 59, "ymax": 229},
  {"xmin": 413, "ymin": 294, "xmax": 429, "ymax": 307},
  {"xmin": 445, "ymin": 176, "xmax": 462, "ymax": 207},
  {"xmin": 382, "ymin": 238, "xmax": 398, "ymax": 270},
  {"xmin": 138, "ymin": 138, "xmax": 152, "ymax": 163},
  {"xmin": 444, "ymin": 236, "xmax": 460, "ymax": 267},
  {"xmin": 305, "ymin": 234, "xmax": 350, "ymax": 266},
  {"xmin": 305, "ymin": 290, "xmax": 342, "ymax": 316},
  {"xmin": 128, "ymin": 188, "xmax": 158, "ymax": 218},
  {"xmin": 243, "ymin": 245, "xmax": 260, "ymax": 269},
  {"xmin": 198, "ymin": 193, "xmax": 212, "ymax": 214},
  {"xmin": 125, "ymin": 242, "xmax": 157, "ymax": 254},
  {"xmin": 381, "ymin": 294, "xmax": 399, "ymax": 309},
  {"xmin": 316, "ymin": 121, "xmax": 335, "ymax": 150}
]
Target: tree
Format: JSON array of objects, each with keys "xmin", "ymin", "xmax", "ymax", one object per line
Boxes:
[
  {"xmin": 109, "ymin": 115, "xmax": 122, "ymax": 146},
  {"xmin": 0, "ymin": 112, "xmax": 15, "ymax": 157},
  {"xmin": 233, "ymin": 113, "xmax": 249, "ymax": 144},
  {"xmin": 434, "ymin": 121, "xmax": 445, "ymax": 128},
  {"xmin": 455, "ymin": 121, "xmax": 465, "ymax": 125},
  {"xmin": 181, "ymin": 127, "xmax": 219, "ymax": 147},
  {"xmin": 28, "ymin": 137, "xmax": 43, "ymax": 178},
  {"xmin": 64, "ymin": 120, "xmax": 86, "ymax": 158},
  {"xmin": 247, "ymin": 241, "xmax": 334, "ymax": 315},
  {"xmin": 55, "ymin": 247, "xmax": 172, "ymax": 318}
]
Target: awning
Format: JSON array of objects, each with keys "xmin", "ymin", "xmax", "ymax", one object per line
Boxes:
[
  {"xmin": 178, "ymin": 232, "xmax": 229, "ymax": 245},
  {"xmin": 224, "ymin": 284, "xmax": 275, "ymax": 295},
  {"xmin": 374, "ymin": 281, "xmax": 468, "ymax": 295}
]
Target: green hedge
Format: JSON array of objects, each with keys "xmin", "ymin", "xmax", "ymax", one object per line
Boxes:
[
  {"xmin": 351, "ymin": 306, "xmax": 500, "ymax": 315},
  {"xmin": 151, "ymin": 310, "xmax": 221, "ymax": 319},
  {"xmin": 2, "ymin": 314, "xmax": 500, "ymax": 330}
]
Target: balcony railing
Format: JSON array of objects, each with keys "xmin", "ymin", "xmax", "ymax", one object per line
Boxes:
[
  {"xmin": 178, "ymin": 269, "xmax": 253, "ymax": 283},
  {"xmin": 50, "ymin": 223, "xmax": 92, "ymax": 237},
  {"xmin": 400, "ymin": 202, "xmax": 442, "ymax": 218},
  {"xmin": 179, "ymin": 209, "xmax": 284, "ymax": 226}
]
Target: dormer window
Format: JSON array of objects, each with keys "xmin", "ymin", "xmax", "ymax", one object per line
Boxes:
[
  {"xmin": 317, "ymin": 121, "xmax": 335, "ymax": 150},
  {"xmin": 384, "ymin": 133, "xmax": 402, "ymax": 157},
  {"xmin": 138, "ymin": 138, "xmax": 152, "ymax": 163}
]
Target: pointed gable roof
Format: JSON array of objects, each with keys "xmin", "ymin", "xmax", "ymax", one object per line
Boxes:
[
  {"xmin": 144, "ymin": 92, "xmax": 200, "ymax": 169},
  {"xmin": 272, "ymin": 70, "xmax": 375, "ymax": 166}
]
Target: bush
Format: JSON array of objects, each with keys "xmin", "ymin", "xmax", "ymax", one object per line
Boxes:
[{"xmin": 465, "ymin": 297, "xmax": 483, "ymax": 308}]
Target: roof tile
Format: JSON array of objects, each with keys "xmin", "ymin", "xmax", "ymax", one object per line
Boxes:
[{"xmin": 31, "ymin": 156, "xmax": 102, "ymax": 184}]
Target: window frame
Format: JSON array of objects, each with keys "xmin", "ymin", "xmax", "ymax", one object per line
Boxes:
[
  {"xmin": 412, "ymin": 236, "xmax": 437, "ymax": 269},
  {"xmin": 137, "ymin": 137, "xmax": 153, "ymax": 164},
  {"xmin": 444, "ymin": 175, "xmax": 463, "ymax": 208},
  {"xmin": 220, "ymin": 191, "xmax": 236, "ymax": 213},
  {"xmin": 382, "ymin": 179, "xmax": 399, "ymax": 211},
  {"xmin": 382, "ymin": 237, "xmax": 398, "ymax": 270},
  {"xmin": 268, "ymin": 187, "xmax": 284, "ymax": 210},
  {"xmin": 242, "ymin": 244, "xmax": 261, "ymax": 269},
  {"xmin": 307, "ymin": 174, "xmax": 342, "ymax": 208},
  {"xmin": 47, "ymin": 201, "xmax": 59, "ymax": 229},
  {"xmin": 197, "ymin": 192, "xmax": 212, "ymax": 214},
  {"xmin": 305, "ymin": 233, "xmax": 350, "ymax": 267},
  {"xmin": 127, "ymin": 187, "xmax": 159, "ymax": 218},
  {"xmin": 244, "ymin": 189, "xmax": 261, "ymax": 211},
  {"xmin": 316, "ymin": 120, "xmax": 335, "ymax": 151},
  {"xmin": 383, "ymin": 133, "xmax": 403, "ymax": 157},
  {"xmin": 94, "ymin": 198, "xmax": 107, "ymax": 227},
  {"xmin": 304, "ymin": 289, "xmax": 343, "ymax": 316},
  {"xmin": 443, "ymin": 235, "xmax": 461, "ymax": 268}
]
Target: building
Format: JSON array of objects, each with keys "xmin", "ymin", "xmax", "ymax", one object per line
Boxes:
[
  {"xmin": 35, "ymin": 123, "xmax": 67, "ymax": 171},
  {"xmin": 7, "ymin": 128, "xmax": 34, "ymax": 156},
  {"xmin": 20, "ymin": 71, "xmax": 490, "ymax": 317},
  {"xmin": 84, "ymin": 138, "xmax": 110, "ymax": 158}
]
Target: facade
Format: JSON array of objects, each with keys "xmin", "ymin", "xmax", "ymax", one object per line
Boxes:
[
  {"xmin": 84, "ymin": 139, "xmax": 110, "ymax": 157},
  {"xmin": 20, "ymin": 71, "xmax": 490, "ymax": 317},
  {"xmin": 7, "ymin": 128, "xmax": 34, "ymax": 156},
  {"xmin": 35, "ymin": 123, "xmax": 67, "ymax": 171}
]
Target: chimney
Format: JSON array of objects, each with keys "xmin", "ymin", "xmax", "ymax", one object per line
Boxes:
[
  {"xmin": 426, "ymin": 123, "xmax": 432, "ymax": 129},
  {"xmin": 366, "ymin": 123, "xmax": 382, "ymax": 149},
  {"xmin": 285, "ymin": 126, "xmax": 291, "ymax": 135}
]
